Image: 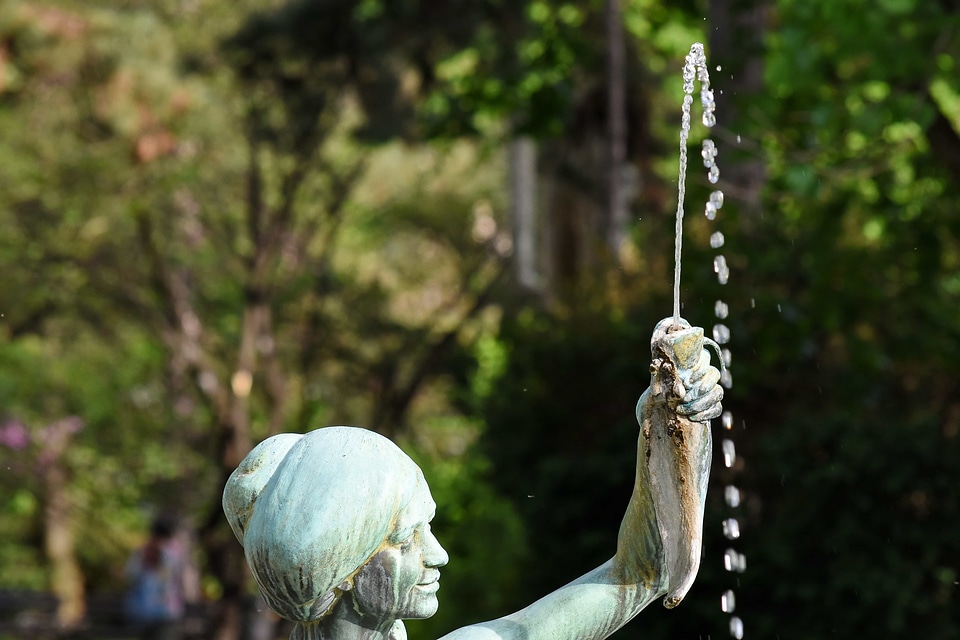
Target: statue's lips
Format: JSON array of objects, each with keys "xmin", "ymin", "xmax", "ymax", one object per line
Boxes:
[{"xmin": 417, "ymin": 572, "xmax": 441, "ymax": 592}]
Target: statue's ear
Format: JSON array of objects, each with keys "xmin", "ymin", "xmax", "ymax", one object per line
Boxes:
[{"xmin": 308, "ymin": 589, "xmax": 338, "ymax": 620}]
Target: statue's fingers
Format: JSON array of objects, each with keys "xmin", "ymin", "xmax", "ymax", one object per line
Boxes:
[
  {"xmin": 677, "ymin": 383, "xmax": 723, "ymax": 417},
  {"xmin": 686, "ymin": 366, "xmax": 721, "ymax": 401},
  {"xmin": 687, "ymin": 350, "xmax": 713, "ymax": 383},
  {"xmin": 687, "ymin": 402, "xmax": 723, "ymax": 422}
]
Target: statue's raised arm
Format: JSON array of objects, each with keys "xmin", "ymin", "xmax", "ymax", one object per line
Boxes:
[{"xmin": 222, "ymin": 316, "xmax": 723, "ymax": 640}]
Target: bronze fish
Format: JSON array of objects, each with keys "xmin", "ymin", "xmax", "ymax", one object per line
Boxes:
[{"xmin": 641, "ymin": 316, "xmax": 723, "ymax": 608}]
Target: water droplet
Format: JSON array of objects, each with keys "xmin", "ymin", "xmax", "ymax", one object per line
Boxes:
[
  {"xmin": 717, "ymin": 265, "xmax": 730, "ymax": 285},
  {"xmin": 708, "ymin": 164, "xmax": 720, "ymax": 184},
  {"xmin": 721, "ymin": 368, "xmax": 733, "ymax": 388},
  {"xmin": 721, "ymin": 410, "xmax": 734, "ymax": 429},
  {"xmin": 713, "ymin": 254, "xmax": 727, "ymax": 275},
  {"xmin": 723, "ymin": 548, "xmax": 737, "ymax": 570},
  {"xmin": 722, "ymin": 439, "xmax": 736, "ymax": 468},
  {"xmin": 730, "ymin": 615, "xmax": 744, "ymax": 639},
  {"xmin": 703, "ymin": 111, "xmax": 717, "ymax": 127},
  {"xmin": 721, "ymin": 348, "xmax": 732, "ymax": 367},
  {"xmin": 710, "ymin": 190, "xmax": 724, "ymax": 208},
  {"xmin": 722, "ymin": 518, "xmax": 741, "ymax": 540},
  {"xmin": 716, "ymin": 65, "xmax": 722, "ymax": 72},
  {"xmin": 723, "ymin": 548, "xmax": 747, "ymax": 573},
  {"xmin": 705, "ymin": 201, "xmax": 717, "ymax": 220},
  {"xmin": 724, "ymin": 485, "xmax": 741, "ymax": 508},
  {"xmin": 721, "ymin": 589, "xmax": 736, "ymax": 613},
  {"xmin": 710, "ymin": 231, "xmax": 725, "ymax": 248},
  {"xmin": 736, "ymin": 134, "xmax": 741, "ymax": 143},
  {"xmin": 712, "ymin": 323, "xmax": 730, "ymax": 344},
  {"xmin": 715, "ymin": 300, "xmax": 729, "ymax": 319}
]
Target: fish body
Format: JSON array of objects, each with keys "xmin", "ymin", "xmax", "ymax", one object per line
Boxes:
[{"xmin": 641, "ymin": 316, "xmax": 723, "ymax": 608}]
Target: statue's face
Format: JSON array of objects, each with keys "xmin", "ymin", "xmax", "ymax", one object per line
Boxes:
[{"xmin": 352, "ymin": 481, "xmax": 449, "ymax": 620}]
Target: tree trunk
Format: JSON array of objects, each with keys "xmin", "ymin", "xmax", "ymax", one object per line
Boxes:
[
  {"xmin": 40, "ymin": 418, "xmax": 85, "ymax": 629},
  {"xmin": 509, "ymin": 136, "xmax": 539, "ymax": 290},
  {"xmin": 606, "ymin": 0, "xmax": 628, "ymax": 258}
]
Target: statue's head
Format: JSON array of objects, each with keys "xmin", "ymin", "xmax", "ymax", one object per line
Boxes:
[{"xmin": 222, "ymin": 427, "xmax": 448, "ymax": 624}]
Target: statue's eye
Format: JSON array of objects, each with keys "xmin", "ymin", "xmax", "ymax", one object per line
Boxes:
[{"xmin": 399, "ymin": 531, "xmax": 417, "ymax": 551}]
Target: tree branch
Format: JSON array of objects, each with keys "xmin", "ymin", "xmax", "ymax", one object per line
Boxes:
[{"xmin": 373, "ymin": 262, "xmax": 506, "ymax": 435}]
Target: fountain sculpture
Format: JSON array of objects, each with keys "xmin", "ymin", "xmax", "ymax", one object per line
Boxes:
[
  {"xmin": 223, "ymin": 316, "xmax": 721, "ymax": 640},
  {"xmin": 223, "ymin": 42, "xmax": 726, "ymax": 640}
]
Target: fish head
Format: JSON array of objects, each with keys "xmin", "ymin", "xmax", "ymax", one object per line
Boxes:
[{"xmin": 651, "ymin": 316, "xmax": 704, "ymax": 371}]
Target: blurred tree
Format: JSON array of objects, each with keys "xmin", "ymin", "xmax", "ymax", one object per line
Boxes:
[
  {"xmin": 605, "ymin": 0, "xmax": 629, "ymax": 254},
  {"xmin": 0, "ymin": 1, "xmax": 510, "ymax": 637},
  {"xmin": 708, "ymin": 0, "xmax": 769, "ymax": 215},
  {"xmin": 0, "ymin": 327, "xmax": 188, "ymax": 629},
  {"xmin": 3, "ymin": 0, "xmax": 960, "ymax": 639}
]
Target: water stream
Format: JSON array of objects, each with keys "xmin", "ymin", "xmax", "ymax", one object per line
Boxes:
[
  {"xmin": 674, "ymin": 42, "xmax": 744, "ymax": 639},
  {"xmin": 672, "ymin": 43, "xmax": 715, "ymax": 327}
]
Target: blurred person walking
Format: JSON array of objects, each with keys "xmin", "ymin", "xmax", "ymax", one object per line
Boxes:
[{"xmin": 124, "ymin": 517, "xmax": 190, "ymax": 640}]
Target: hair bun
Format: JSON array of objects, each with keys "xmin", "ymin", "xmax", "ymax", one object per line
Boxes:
[{"xmin": 222, "ymin": 433, "xmax": 302, "ymax": 544}]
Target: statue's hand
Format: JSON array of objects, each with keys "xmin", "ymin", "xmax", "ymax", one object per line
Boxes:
[
  {"xmin": 674, "ymin": 349, "xmax": 723, "ymax": 423},
  {"xmin": 648, "ymin": 317, "xmax": 724, "ymax": 424}
]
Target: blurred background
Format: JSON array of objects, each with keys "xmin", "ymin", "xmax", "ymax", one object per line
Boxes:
[{"xmin": 1, "ymin": 0, "xmax": 958, "ymax": 638}]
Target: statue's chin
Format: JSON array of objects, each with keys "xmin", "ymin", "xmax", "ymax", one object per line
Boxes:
[{"xmin": 400, "ymin": 591, "xmax": 440, "ymax": 620}]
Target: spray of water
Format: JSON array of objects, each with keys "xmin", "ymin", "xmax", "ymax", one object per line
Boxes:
[
  {"xmin": 672, "ymin": 42, "xmax": 716, "ymax": 327},
  {"xmin": 674, "ymin": 43, "xmax": 745, "ymax": 639}
]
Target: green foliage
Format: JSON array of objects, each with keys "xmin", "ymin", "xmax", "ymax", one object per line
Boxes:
[
  {"xmin": 475, "ymin": 310, "xmax": 654, "ymax": 592},
  {"xmin": 2, "ymin": 0, "xmax": 960, "ymax": 637},
  {"xmin": 0, "ymin": 490, "xmax": 46, "ymax": 590},
  {"xmin": 461, "ymin": 0, "xmax": 960, "ymax": 638},
  {"xmin": 422, "ymin": 0, "xmax": 598, "ymax": 137},
  {"xmin": 0, "ymin": 0, "xmax": 516, "ymax": 621},
  {"xmin": 223, "ymin": 0, "xmax": 530, "ymax": 140},
  {"xmin": 743, "ymin": 409, "xmax": 960, "ymax": 638},
  {"xmin": 0, "ymin": 323, "xmax": 207, "ymax": 588}
]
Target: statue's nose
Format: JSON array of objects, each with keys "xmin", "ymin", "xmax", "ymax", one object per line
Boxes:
[{"xmin": 423, "ymin": 529, "xmax": 449, "ymax": 568}]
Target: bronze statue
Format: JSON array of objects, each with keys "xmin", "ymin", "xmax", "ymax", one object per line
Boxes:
[{"xmin": 223, "ymin": 317, "xmax": 723, "ymax": 640}]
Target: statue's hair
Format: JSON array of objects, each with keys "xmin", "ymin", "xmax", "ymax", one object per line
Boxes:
[{"xmin": 222, "ymin": 427, "xmax": 424, "ymax": 622}]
